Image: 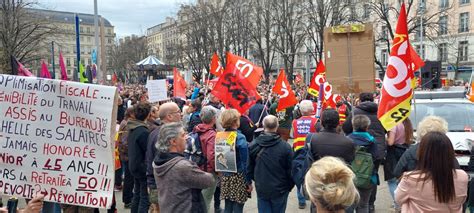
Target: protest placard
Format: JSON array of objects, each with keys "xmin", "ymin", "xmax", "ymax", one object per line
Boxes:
[
  {"xmin": 0, "ymin": 75, "xmax": 117, "ymax": 209},
  {"xmin": 214, "ymin": 131, "xmax": 237, "ymax": 173},
  {"xmin": 146, "ymin": 79, "xmax": 168, "ymax": 102}
]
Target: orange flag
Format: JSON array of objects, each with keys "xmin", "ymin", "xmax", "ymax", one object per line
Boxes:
[
  {"xmin": 308, "ymin": 60, "xmax": 326, "ymax": 97},
  {"xmin": 468, "ymin": 83, "xmax": 474, "ymax": 102},
  {"xmin": 378, "ymin": 3, "xmax": 415, "ymax": 131},
  {"xmin": 272, "ymin": 69, "xmax": 298, "ymax": 111},
  {"xmin": 173, "ymin": 67, "xmax": 187, "ymax": 99},
  {"xmin": 226, "ymin": 52, "xmax": 263, "ymax": 88},
  {"xmin": 210, "ymin": 53, "xmax": 224, "ymax": 77}
]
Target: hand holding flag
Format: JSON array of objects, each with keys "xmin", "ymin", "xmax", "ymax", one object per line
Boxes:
[{"xmin": 272, "ymin": 69, "xmax": 298, "ymax": 111}]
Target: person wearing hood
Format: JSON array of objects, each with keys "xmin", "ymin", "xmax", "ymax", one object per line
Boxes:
[
  {"xmin": 193, "ymin": 105, "xmax": 218, "ymax": 212},
  {"xmin": 153, "ymin": 122, "xmax": 214, "ymax": 213},
  {"xmin": 346, "ymin": 115, "xmax": 377, "ymax": 213},
  {"xmin": 127, "ymin": 102, "xmax": 152, "ymax": 213},
  {"xmin": 342, "ymin": 92, "xmax": 386, "ymax": 212},
  {"xmin": 247, "ymin": 115, "xmax": 294, "ymax": 212}
]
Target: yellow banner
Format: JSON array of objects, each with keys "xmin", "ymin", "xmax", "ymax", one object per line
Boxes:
[
  {"xmin": 378, "ymin": 94, "xmax": 412, "ymax": 131},
  {"xmin": 307, "ymin": 88, "xmax": 319, "ymax": 97}
]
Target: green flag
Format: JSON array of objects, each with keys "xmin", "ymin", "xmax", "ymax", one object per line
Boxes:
[{"xmin": 79, "ymin": 63, "xmax": 89, "ymax": 83}]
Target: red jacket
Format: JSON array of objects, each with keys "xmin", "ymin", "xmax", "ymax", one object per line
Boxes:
[{"xmin": 194, "ymin": 123, "xmax": 216, "ymax": 173}]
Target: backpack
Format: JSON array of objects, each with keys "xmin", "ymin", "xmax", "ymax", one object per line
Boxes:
[
  {"xmin": 184, "ymin": 132, "xmax": 207, "ymax": 168},
  {"xmin": 291, "ymin": 133, "xmax": 315, "ymax": 190},
  {"xmin": 351, "ymin": 146, "xmax": 374, "ymax": 189}
]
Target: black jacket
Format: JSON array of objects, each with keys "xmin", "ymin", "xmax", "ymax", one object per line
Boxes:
[
  {"xmin": 342, "ymin": 102, "xmax": 387, "ymax": 160},
  {"xmin": 127, "ymin": 120, "xmax": 149, "ymax": 180},
  {"xmin": 247, "ymin": 132, "xmax": 294, "ymax": 199},
  {"xmin": 249, "ymin": 103, "xmax": 267, "ymax": 125},
  {"xmin": 187, "ymin": 111, "xmax": 202, "ymax": 133},
  {"xmin": 393, "ymin": 143, "xmax": 460, "ymax": 178},
  {"xmin": 310, "ymin": 129, "xmax": 355, "ymax": 164},
  {"xmin": 239, "ymin": 116, "xmax": 257, "ymax": 142},
  {"xmin": 146, "ymin": 125, "xmax": 162, "ymax": 189}
]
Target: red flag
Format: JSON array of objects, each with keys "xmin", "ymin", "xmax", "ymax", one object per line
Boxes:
[
  {"xmin": 112, "ymin": 72, "xmax": 118, "ymax": 85},
  {"xmin": 272, "ymin": 69, "xmax": 298, "ymax": 111},
  {"xmin": 327, "ymin": 94, "xmax": 342, "ymax": 109},
  {"xmin": 59, "ymin": 52, "xmax": 68, "ymax": 80},
  {"xmin": 206, "ymin": 77, "xmax": 219, "ymax": 90},
  {"xmin": 378, "ymin": 3, "xmax": 415, "ymax": 131},
  {"xmin": 173, "ymin": 67, "xmax": 187, "ymax": 99},
  {"xmin": 409, "ymin": 44, "xmax": 425, "ymax": 72},
  {"xmin": 308, "ymin": 60, "xmax": 326, "ymax": 96},
  {"xmin": 40, "ymin": 60, "xmax": 52, "ymax": 79},
  {"xmin": 226, "ymin": 52, "xmax": 263, "ymax": 88},
  {"xmin": 11, "ymin": 56, "xmax": 33, "ymax": 77},
  {"xmin": 211, "ymin": 64, "xmax": 261, "ymax": 114},
  {"xmin": 210, "ymin": 53, "xmax": 224, "ymax": 77}
]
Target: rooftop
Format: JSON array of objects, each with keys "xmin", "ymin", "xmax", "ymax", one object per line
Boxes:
[{"xmin": 27, "ymin": 8, "xmax": 113, "ymax": 27}]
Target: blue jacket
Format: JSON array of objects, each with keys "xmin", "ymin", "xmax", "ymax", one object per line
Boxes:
[
  {"xmin": 348, "ymin": 131, "xmax": 377, "ymax": 158},
  {"xmin": 191, "ymin": 87, "xmax": 200, "ymax": 100},
  {"xmin": 223, "ymin": 130, "xmax": 250, "ymax": 183}
]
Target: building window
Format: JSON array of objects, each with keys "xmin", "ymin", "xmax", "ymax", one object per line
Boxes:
[
  {"xmin": 363, "ymin": 4, "xmax": 370, "ymax": 19},
  {"xmin": 459, "ymin": 12, "xmax": 470, "ymax": 33},
  {"xmin": 107, "ymin": 29, "xmax": 111, "ymax": 35},
  {"xmin": 88, "ymin": 58, "xmax": 92, "ymax": 65},
  {"xmin": 66, "ymin": 58, "xmax": 71, "ymax": 66},
  {"xmin": 73, "ymin": 60, "xmax": 77, "ymax": 66},
  {"xmin": 438, "ymin": 43, "xmax": 448, "ymax": 62},
  {"xmin": 415, "ymin": 18, "xmax": 426, "ymax": 41},
  {"xmin": 80, "ymin": 36, "xmax": 84, "ymax": 42},
  {"xmin": 80, "ymin": 26, "xmax": 84, "ymax": 33},
  {"xmin": 459, "ymin": 41, "xmax": 468, "ymax": 61},
  {"xmin": 381, "ymin": 49, "xmax": 388, "ymax": 66},
  {"xmin": 418, "ymin": 0, "xmax": 426, "ymax": 10},
  {"xmin": 87, "ymin": 36, "xmax": 91, "ymax": 42},
  {"xmin": 108, "ymin": 38, "xmax": 112, "ymax": 44},
  {"xmin": 440, "ymin": 0, "xmax": 449, "ymax": 8},
  {"xmin": 460, "ymin": 0, "xmax": 470, "ymax": 4},
  {"xmin": 381, "ymin": 26, "xmax": 388, "ymax": 38},
  {"xmin": 439, "ymin": 16, "xmax": 448, "ymax": 35},
  {"xmin": 87, "ymin": 27, "xmax": 90, "ymax": 33}
]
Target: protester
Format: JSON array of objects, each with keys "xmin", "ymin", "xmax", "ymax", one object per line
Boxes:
[
  {"xmin": 219, "ymin": 109, "xmax": 251, "ymax": 213},
  {"xmin": 304, "ymin": 157, "xmax": 360, "ymax": 213},
  {"xmin": 127, "ymin": 102, "xmax": 152, "ymax": 213},
  {"xmin": 187, "ymin": 99, "xmax": 202, "ymax": 133},
  {"xmin": 0, "ymin": 196, "xmax": 44, "ymax": 213},
  {"xmin": 269, "ymin": 99, "xmax": 294, "ymax": 141},
  {"xmin": 153, "ymin": 122, "xmax": 215, "ymax": 212},
  {"xmin": 346, "ymin": 115, "xmax": 377, "ymax": 213},
  {"xmin": 248, "ymin": 99, "xmax": 267, "ymax": 126},
  {"xmin": 342, "ymin": 92, "xmax": 386, "ymax": 212},
  {"xmin": 193, "ymin": 106, "xmax": 219, "ymax": 212},
  {"xmin": 238, "ymin": 110, "xmax": 257, "ymax": 143},
  {"xmin": 290, "ymin": 99, "xmax": 318, "ymax": 209},
  {"xmin": 247, "ymin": 115, "xmax": 294, "ymax": 213},
  {"xmin": 393, "ymin": 116, "xmax": 460, "ymax": 178},
  {"xmin": 118, "ymin": 108, "xmax": 135, "ymax": 208},
  {"xmin": 395, "ymin": 132, "xmax": 468, "ymax": 212},
  {"xmin": 146, "ymin": 102, "xmax": 182, "ymax": 213},
  {"xmin": 308, "ymin": 109, "xmax": 355, "ymax": 164},
  {"xmin": 383, "ymin": 118, "xmax": 413, "ymax": 211},
  {"xmin": 147, "ymin": 104, "xmax": 161, "ymax": 131}
]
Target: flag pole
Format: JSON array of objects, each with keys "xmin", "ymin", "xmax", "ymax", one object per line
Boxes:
[
  {"xmin": 74, "ymin": 14, "xmax": 81, "ymax": 82},
  {"xmin": 315, "ymin": 83, "xmax": 324, "ymax": 118}
]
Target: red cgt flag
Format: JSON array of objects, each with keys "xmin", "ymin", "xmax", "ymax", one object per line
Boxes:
[
  {"xmin": 272, "ymin": 69, "xmax": 298, "ymax": 111},
  {"xmin": 173, "ymin": 67, "xmax": 187, "ymax": 99},
  {"xmin": 226, "ymin": 52, "xmax": 263, "ymax": 88},
  {"xmin": 210, "ymin": 53, "xmax": 224, "ymax": 77},
  {"xmin": 308, "ymin": 60, "xmax": 326, "ymax": 97},
  {"xmin": 378, "ymin": 3, "xmax": 415, "ymax": 131},
  {"xmin": 211, "ymin": 63, "xmax": 261, "ymax": 114}
]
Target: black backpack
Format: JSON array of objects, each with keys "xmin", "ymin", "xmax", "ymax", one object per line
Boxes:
[{"xmin": 184, "ymin": 132, "xmax": 207, "ymax": 169}]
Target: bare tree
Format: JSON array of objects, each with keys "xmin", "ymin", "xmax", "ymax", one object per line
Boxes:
[
  {"xmin": 0, "ymin": 1, "xmax": 57, "ymax": 74},
  {"xmin": 110, "ymin": 35, "xmax": 148, "ymax": 81}
]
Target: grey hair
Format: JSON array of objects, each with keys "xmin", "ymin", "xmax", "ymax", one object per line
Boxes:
[
  {"xmin": 352, "ymin": 115, "xmax": 371, "ymax": 132},
  {"xmin": 299, "ymin": 100, "xmax": 314, "ymax": 115},
  {"xmin": 263, "ymin": 115, "xmax": 279, "ymax": 131},
  {"xmin": 417, "ymin": 116, "xmax": 448, "ymax": 141},
  {"xmin": 200, "ymin": 106, "xmax": 217, "ymax": 124},
  {"xmin": 156, "ymin": 122, "xmax": 184, "ymax": 153}
]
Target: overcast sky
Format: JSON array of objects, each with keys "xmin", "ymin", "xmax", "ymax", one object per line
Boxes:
[{"xmin": 36, "ymin": 0, "xmax": 194, "ymax": 37}]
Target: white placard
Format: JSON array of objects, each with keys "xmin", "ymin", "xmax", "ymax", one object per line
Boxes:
[
  {"xmin": 146, "ymin": 79, "xmax": 168, "ymax": 102},
  {"xmin": 0, "ymin": 75, "xmax": 117, "ymax": 209}
]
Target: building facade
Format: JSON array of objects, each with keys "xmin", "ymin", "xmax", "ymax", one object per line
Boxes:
[{"xmin": 29, "ymin": 9, "xmax": 116, "ymax": 78}]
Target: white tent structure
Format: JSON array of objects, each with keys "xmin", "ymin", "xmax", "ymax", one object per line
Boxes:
[{"xmin": 136, "ymin": 55, "xmax": 165, "ymax": 66}]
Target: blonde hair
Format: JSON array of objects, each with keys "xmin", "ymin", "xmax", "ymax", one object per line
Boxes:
[
  {"xmin": 220, "ymin": 109, "xmax": 241, "ymax": 129},
  {"xmin": 304, "ymin": 157, "xmax": 359, "ymax": 211},
  {"xmin": 416, "ymin": 116, "xmax": 448, "ymax": 141}
]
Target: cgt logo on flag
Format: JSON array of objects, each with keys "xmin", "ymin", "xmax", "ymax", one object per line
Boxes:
[
  {"xmin": 272, "ymin": 69, "xmax": 298, "ymax": 111},
  {"xmin": 378, "ymin": 3, "xmax": 416, "ymax": 131}
]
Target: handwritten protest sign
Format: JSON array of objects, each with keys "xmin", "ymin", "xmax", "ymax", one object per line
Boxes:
[
  {"xmin": 215, "ymin": 131, "xmax": 237, "ymax": 173},
  {"xmin": 146, "ymin": 79, "xmax": 168, "ymax": 102},
  {"xmin": 0, "ymin": 75, "xmax": 117, "ymax": 209}
]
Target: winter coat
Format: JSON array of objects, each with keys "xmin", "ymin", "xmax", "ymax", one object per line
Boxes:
[
  {"xmin": 147, "ymin": 118, "xmax": 160, "ymax": 132},
  {"xmin": 247, "ymin": 132, "xmax": 294, "ymax": 200},
  {"xmin": 239, "ymin": 115, "xmax": 257, "ymax": 142},
  {"xmin": 393, "ymin": 144, "xmax": 460, "ymax": 178},
  {"xmin": 187, "ymin": 111, "xmax": 202, "ymax": 133},
  {"xmin": 249, "ymin": 103, "xmax": 267, "ymax": 125},
  {"xmin": 153, "ymin": 152, "xmax": 214, "ymax": 213},
  {"xmin": 309, "ymin": 128, "xmax": 355, "ymax": 164},
  {"xmin": 342, "ymin": 101, "xmax": 387, "ymax": 160},
  {"xmin": 127, "ymin": 119, "xmax": 149, "ymax": 179},
  {"xmin": 194, "ymin": 123, "xmax": 216, "ymax": 173},
  {"xmin": 146, "ymin": 125, "xmax": 162, "ymax": 189}
]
